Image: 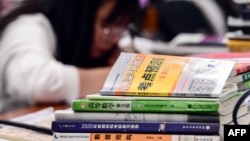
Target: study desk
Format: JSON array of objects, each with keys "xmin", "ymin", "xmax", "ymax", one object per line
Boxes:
[
  {"xmin": 0, "ymin": 103, "xmax": 70, "ymax": 141},
  {"xmin": 0, "ymin": 103, "xmax": 70, "ymax": 119}
]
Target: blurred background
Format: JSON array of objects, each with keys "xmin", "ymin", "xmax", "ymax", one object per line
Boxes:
[{"xmin": 1, "ymin": 0, "xmax": 250, "ymax": 55}]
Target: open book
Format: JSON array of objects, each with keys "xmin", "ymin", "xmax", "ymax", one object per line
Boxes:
[{"xmin": 99, "ymin": 52, "xmax": 235, "ymax": 98}]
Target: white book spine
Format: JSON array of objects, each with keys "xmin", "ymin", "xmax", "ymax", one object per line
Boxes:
[
  {"xmin": 54, "ymin": 110, "xmax": 219, "ymax": 123},
  {"xmin": 54, "ymin": 110, "xmax": 187, "ymax": 122}
]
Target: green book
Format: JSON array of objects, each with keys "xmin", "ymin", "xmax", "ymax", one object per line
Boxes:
[{"xmin": 72, "ymin": 98, "xmax": 219, "ymax": 114}]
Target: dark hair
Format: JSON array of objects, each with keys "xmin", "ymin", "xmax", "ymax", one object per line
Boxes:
[{"xmin": 0, "ymin": 0, "xmax": 140, "ymax": 67}]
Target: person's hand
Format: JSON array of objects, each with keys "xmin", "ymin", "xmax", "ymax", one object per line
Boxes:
[
  {"xmin": 77, "ymin": 67, "xmax": 111, "ymax": 97},
  {"xmin": 107, "ymin": 47, "xmax": 122, "ymax": 65},
  {"xmin": 107, "ymin": 44, "xmax": 136, "ymax": 66}
]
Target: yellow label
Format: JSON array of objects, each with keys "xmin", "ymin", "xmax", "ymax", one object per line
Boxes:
[{"xmin": 115, "ymin": 54, "xmax": 188, "ymax": 96}]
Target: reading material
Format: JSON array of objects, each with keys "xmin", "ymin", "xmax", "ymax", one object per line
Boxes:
[
  {"xmin": 53, "ymin": 132, "xmax": 221, "ymax": 141},
  {"xmin": 85, "ymin": 89, "xmax": 242, "ymax": 116},
  {"xmin": 72, "ymin": 98, "xmax": 219, "ymax": 113},
  {"xmin": 189, "ymin": 52, "xmax": 250, "ymax": 76},
  {"xmin": 54, "ymin": 109, "xmax": 219, "ymax": 123},
  {"xmin": 0, "ymin": 107, "xmax": 54, "ymax": 141},
  {"xmin": 227, "ymin": 71, "xmax": 250, "ymax": 83},
  {"xmin": 51, "ymin": 120, "xmax": 219, "ymax": 135},
  {"xmin": 99, "ymin": 52, "xmax": 235, "ymax": 97}
]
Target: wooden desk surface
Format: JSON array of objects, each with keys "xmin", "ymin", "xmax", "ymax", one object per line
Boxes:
[
  {"xmin": 0, "ymin": 103, "xmax": 70, "ymax": 119},
  {"xmin": 0, "ymin": 103, "xmax": 70, "ymax": 141}
]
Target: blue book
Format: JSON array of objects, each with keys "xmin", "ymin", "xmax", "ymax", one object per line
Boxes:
[{"xmin": 51, "ymin": 120, "xmax": 219, "ymax": 135}]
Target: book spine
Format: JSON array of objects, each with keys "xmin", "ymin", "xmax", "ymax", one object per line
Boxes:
[
  {"xmin": 228, "ymin": 71, "xmax": 250, "ymax": 83},
  {"xmin": 234, "ymin": 64, "xmax": 250, "ymax": 76},
  {"xmin": 242, "ymin": 72, "xmax": 250, "ymax": 81},
  {"xmin": 100, "ymin": 91, "xmax": 218, "ymax": 98},
  {"xmin": 229, "ymin": 70, "xmax": 237, "ymax": 76},
  {"xmin": 54, "ymin": 111, "xmax": 219, "ymax": 123},
  {"xmin": 72, "ymin": 100, "xmax": 219, "ymax": 113},
  {"xmin": 53, "ymin": 133, "xmax": 221, "ymax": 141},
  {"xmin": 51, "ymin": 121, "xmax": 219, "ymax": 135},
  {"xmin": 237, "ymin": 80, "xmax": 250, "ymax": 91}
]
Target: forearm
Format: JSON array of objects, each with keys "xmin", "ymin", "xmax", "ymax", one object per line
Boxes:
[
  {"xmin": 3, "ymin": 55, "xmax": 79, "ymax": 103},
  {"xmin": 77, "ymin": 67, "xmax": 111, "ymax": 97}
]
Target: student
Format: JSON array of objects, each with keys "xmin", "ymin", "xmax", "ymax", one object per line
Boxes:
[{"xmin": 0, "ymin": 0, "xmax": 140, "ymax": 113}]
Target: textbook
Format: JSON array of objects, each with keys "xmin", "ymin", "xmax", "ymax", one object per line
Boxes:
[
  {"xmin": 227, "ymin": 38, "xmax": 250, "ymax": 52},
  {"xmin": 227, "ymin": 71, "xmax": 250, "ymax": 83},
  {"xmin": 72, "ymin": 98, "xmax": 219, "ymax": 113},
  {"xmin": 220, "ymin": 101, "xmax": 250, "ymax": 124},
  {"xmin": 53, "ymin": 132, "xmax": 221, "ymax": 141},
  {"xmin": 219, "ymin": 90, "xmax": 248, "ymax": 115},
  {"xmin": 237, "ymin": 80, "xmax": 250, "ymax": 91},
  {"xmin": 189, "ymin": 52, "xmax": 250, "ymax": 76},
  {"xmin": 84, "ymin": 88, "xmax": 242, "ymax": 116},
  {"xmin": 51, "ymin": 120, "xmax": 219, "ymax": 135},
  {"xmin": 99, "ymin": 52, "xmax": 235, "ymax": 97},
  {"xmin": 54, "ymin": 109, "xmax": 219, "ymax": 123}
]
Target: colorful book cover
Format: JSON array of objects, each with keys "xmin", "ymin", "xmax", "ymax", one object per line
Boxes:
[
  {"xmin": 71, "ymin": 98, "xmax": 219, "ymax": 113},
  {"xmin": 54, "ymin": 109, "xmax": 219, "ymax": 123},
  {"xmin": 53, "ymin": 133, "xmax": 221, "ymax": 141},
  {"xmin": 189, "ymin": 52, "xmax": 250, "ymax": 76},
  {"xmin": 51, "ymin": 120, "xmax": 219, "ymax": 135},
  {"xmin": 99, "ymin": 52, "xmax": 235, "ymax": 97}
]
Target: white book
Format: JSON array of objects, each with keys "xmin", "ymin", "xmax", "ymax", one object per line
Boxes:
[
  {"xmin": 54, "ymin": 109, "xmax": 219, "ymax": 123},
  {"xmin": 86, "ymin": 93, "xmax": 218, "ymax": 101}
]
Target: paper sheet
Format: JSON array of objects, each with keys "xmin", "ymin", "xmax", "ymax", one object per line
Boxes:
[{"xmin": 0, "ymin": 107, "xmax": 54, "ymax": 141}]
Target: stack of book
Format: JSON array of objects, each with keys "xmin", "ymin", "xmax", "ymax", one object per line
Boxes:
[
  {"xmin": 51, "ymin": 52, "xmax": 250, "ymax": 141},
  {"xmin": 190, "ymin": 52, "xmax": 250, "ymax": 125}
]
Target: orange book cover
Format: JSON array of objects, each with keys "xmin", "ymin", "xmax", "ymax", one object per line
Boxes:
[
  {"xmin": 53, "ymin": 133, "xmax": 221, "ymax": 141},
  {"xmin": 100, "ymin": 52, "xmax": 235, "ymax": 98}
]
